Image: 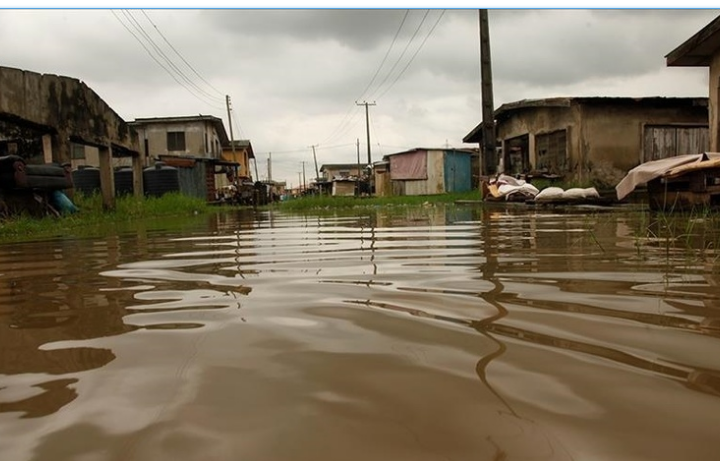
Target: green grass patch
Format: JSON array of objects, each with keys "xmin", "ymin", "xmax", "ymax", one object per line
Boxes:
[{"xmin": 0, "ymin": 192, "xmax": 214, "ymax": 243}]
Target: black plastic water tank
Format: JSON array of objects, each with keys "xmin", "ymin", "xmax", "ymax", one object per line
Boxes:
[
  {"xmin": 71, "ymin": 165, "xmax": 101, "ymax": 195},
  {"xmin": 143, "ymin": 162, "xmax": 180, "ymax": 197},
  {"xmin": 114, "ymin": 166, "xmax": 134, "ymax": 196}
]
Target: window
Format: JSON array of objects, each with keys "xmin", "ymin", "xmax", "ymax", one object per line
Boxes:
[
  {"xmin": 535, "ymin": 129, "xmax": 567, "ymax": 173},
  {"xmin": 71, "ymin": 143, "xmax": 85, "ymax": 160},
  {"xmin": 167, "ymin": 131, "xmax": 186, "ymax": 151}
]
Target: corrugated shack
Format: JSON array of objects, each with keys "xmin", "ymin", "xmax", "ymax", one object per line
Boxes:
[
  {"xmin": 377, "ymin": 148, "xmax": 473, "ymax": 196},
  {"xmin": 158, "ymin": 155, "xmax": 240, "ymax": 202}
]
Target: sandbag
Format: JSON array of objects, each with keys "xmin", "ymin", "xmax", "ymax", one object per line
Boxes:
[{"xmin": 534, "ymin": 187, "xmax": 564, "ymax": 201}]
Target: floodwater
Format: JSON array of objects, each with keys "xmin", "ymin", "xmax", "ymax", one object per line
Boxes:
[{"xmin": 1, "ymin": 203, "xmax": 720, "ymax": 461}]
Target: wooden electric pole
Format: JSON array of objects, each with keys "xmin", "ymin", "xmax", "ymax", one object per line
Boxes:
[
  {"xmin": 310, "ymin": 144, "xmax": 319, "ymax": 181},
  {"xmin": 479, "ymin": 9, "xmax": 497, "ymax": 175},
  {"xmin": 226, "ymin": 95, "xmax": 236, "ymax": 157},
  {"xmin": 356, "ymin": 138, "xmax": 361, "ymax": 197},
  {"xmin": 356, "ymin": 101, "xmax": 376, "ymax": 166}
]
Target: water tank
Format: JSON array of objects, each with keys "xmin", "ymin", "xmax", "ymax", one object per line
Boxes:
[
  {"xmin": 72, "ymin": 165, "xmax": 101, "ymax": 196},
  {"xmin": 114, "ymin": 166, "xmax": 134, "ymax": 196},
  {"xmin": 143, "ymin": 162, "xmax": 180, "ymax": 197}
]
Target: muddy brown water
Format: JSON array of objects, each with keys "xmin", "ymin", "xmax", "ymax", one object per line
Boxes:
[{"xmin": 1, "ymin": 204, "xmax": 720, "ymax": 461}]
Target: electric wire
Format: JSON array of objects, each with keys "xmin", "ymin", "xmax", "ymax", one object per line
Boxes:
[
  {"xmin": 121, "ymin": 10, "xmax": 224, "ymax": 104},
  {"xmin": 111, "ymin": 10, "xmax": 225, "ymax": 111},
  {"xmin": 321, "ymin": 10, "xmax": 431, "ymax": 148},
  {"xmin": 356, "ymin": 9, "xmax": 410, "ymax": 103},
  {"xmin": 140, "ymin": 9, "xmax": 226, "ymax": 98},
  {"xmin": 319, "ymin": 10, "xmax": 410, "ymax": 147},
  {"xmin": 365, "ymin": 10, "xmax": 431, "ymax": 102},
  {"xmin": 376, "ymin": 10, "xmax": 446, "ymax": 101}
]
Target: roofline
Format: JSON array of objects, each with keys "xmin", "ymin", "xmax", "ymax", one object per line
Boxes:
[
  {"xmin": 666, "ymin": 14, "xmax": 720, "ymax": 67},
  {"xmin": 130, "ymin": 114, "xmax": 224, "ymax": 124},
  {"xmin": 463, "ymin": 96, "xmax": 709, "ymax": 143},
  {"xmin": 130, "ymin": 114, "xmax": 230, "ymax": 146},
  {"xmin": 319, "ymin": 163, "xmax": 366, "ymax": 170},
  {"xmin": 495, "ymin": 96, "xmax": 707, "ymax": 119},
  {"xmin": 224, "ymin": 139, "xmax": 255, "ymax": 158},
  {"xmin": 384, "ymin": 147, "xmax": 478, "ymax": 157}
]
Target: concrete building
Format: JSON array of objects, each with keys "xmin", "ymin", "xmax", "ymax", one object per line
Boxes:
[
  {"xmin": 319, "ymin": 163, "xmax": 364, "ymax": 181},
  {"xmin": 376, "ymin": 148, "xmax": 473, "ymax": 196},
  {"xmin": 317, "ymin": 163, "xmax": 365, "ymax": 196},
  {"xmin": 666, "ymin": 14, "xmax": 720, "ymax": 152},
  {"xmin": 129, "ymin": 115, "xmax": 229, "ymax": 161},
  {"xmin": 221, "ymin": 139, "xmax": 255, "ymax": 182},
  {"xmin": 463, "ymin": 97, "xmax": 709, "ymax": 185}
]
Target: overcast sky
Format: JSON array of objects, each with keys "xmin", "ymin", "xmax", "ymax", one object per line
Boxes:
[{"xmin": 1, "ymin": 8, "xmax": 718, "ymax": 185}]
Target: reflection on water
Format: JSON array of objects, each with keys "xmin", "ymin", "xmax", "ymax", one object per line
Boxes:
[{"xmin": 1, "ymin": 204, "xmax": 720, "ymax": 460}]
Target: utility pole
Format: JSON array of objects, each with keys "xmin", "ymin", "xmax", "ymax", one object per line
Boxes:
[
  {"xmin": 356, "ymin": 138, "xmax": 361, "ymax": 197},
  {"xmin": 479, "ymin": 10, "xmax": 497, "ymax": 176},
  {"xmin": 302, "ymin": 161, "xmax": 307, "ymax": 193},
  {"xmin": 298, "ymin": 172, "xmax": 302, "ymax": 195},
  {"xmin": 310, "ymin": 144, "xmax": 319, "ymax": 181},
  {"xmin": 356, "ymin": 101, "xmax": 376, "ymax": 166},
  {"xmin": 267, "ymin": 152, "xmax": 272, "ymax": 181},
  {"xmin": 226, "ymin": 95, "xmax": 236, "ymax": 157}
]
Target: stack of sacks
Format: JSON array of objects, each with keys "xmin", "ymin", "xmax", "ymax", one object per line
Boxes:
[
  {"xmin": 492, "ymin": 174, "xmax": 539, "ymax": 200},
  {"xmin": 534, "ymin": 186, "xmax": 600, "ymax": 202}
]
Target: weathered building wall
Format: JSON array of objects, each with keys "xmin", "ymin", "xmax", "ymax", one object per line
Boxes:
[
  {"xmin": 493, "ymin": 99, "xmax": 708, "ymax": 182},
  {"xmin": 400, "ymin": 150, "xmax": 445, "ymax": 195},
  {"xmin": 321, "ymin": 165, "xmax": 362, "ymax": 181},
  {"xmin": 0, "ymin": 66, "xmax": 138, "ymax": 162},
  {"xmin": 496, "ymin": 106, "xmax": 580, "ymax": 173},
  {"xmin": 581, "ymin": 102, "xmax": 708, "ymax": 172},
  {"xmin": 135, "ymin": 121, "xmax": 221, "ymax": 159},
  {"xmin": 222, "ymin": 147, "xmax": 252, "ymax": 179},
  {"xmin": 332, "ymin": 181, "xmax": 356, "ymax": 196}
]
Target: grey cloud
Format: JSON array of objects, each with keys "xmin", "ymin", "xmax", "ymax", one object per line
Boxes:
[{"xmin": 201, "ymin": 9, "xmax": 411, "ymax": 51}]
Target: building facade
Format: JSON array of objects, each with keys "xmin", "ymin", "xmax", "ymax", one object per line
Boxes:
[
  {"xmin": 319, "ymin": 163, "xmax": 364, "ymax": 181},
  {"xmin": 463, "ymin": 97, "xmax": 709, "ymax": 184},
  {"xmin": 666, "ymin": 14, "xmax": 720, "ymax": 152},
  {"xmin": 129, "ymin": 115, "xmax": 229, "ymax": 162},
  {"xmin": 377, "ymin": 148, "xmax": 473, "ymax": 196},
  {"xmin": 221, "ymin": 139, "xmax": 255, "ymax": 182}
]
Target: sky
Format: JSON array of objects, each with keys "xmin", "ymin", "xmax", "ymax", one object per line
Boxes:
[{"xmin": 1, "ymin": 8, "xmax": 719, "ymax": 186}]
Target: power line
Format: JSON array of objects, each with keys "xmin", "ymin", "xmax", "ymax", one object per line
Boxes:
[
  {"xmin": 320, "ymin": 10, "xmax": 409, "ymax": 146},
  {"xmin": 140, "ymin": 9, "xmax": 225, "ymax": 98},
  {"xmin": 122, "ymin": 10, "xmax": 223, "ymax": 103},
  {"xmin": 356, "ymin": 9, "xmax": 410, "ymax": 103},
  {"xmin": 366, "ymin": 10, "xmax": 431, "ymax": 101},
  {"xmin": 111, "ymin": 10, "xmax": 225, "ymax": 111},
  {"xmin": 376, "ymin": 10, "xmax": 446, "ymax": 101}
]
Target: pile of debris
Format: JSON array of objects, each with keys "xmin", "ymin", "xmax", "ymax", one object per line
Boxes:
[
  {"xmin": 483, "ymin": 174, "xmax": 602, "ymax": 204},
  {"xmin": 615, "ymin": 152, "xmax": 720, "ymax": 211},
  {"xmin": 0, "ymin": 155, "xmax": 77, "ymax": 218}
]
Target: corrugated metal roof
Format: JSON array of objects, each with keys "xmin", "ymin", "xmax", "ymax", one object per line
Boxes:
[{"xmin": 666, "ymin": 15, "xmax": 720, "ymax": 67}]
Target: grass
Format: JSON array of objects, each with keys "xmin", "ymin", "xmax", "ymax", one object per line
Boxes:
[
  {"xmin": 275, "ymin": 190, "xmax": 483, "ymax": 211},
  {"xmin": 0, "ymin": 192, "xmax": 213, "ymax": 243},
  {"xmin": 630, "ymin": 207, "xmax": 720, "ymax": 271}
]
